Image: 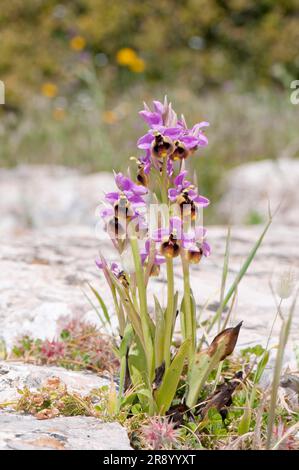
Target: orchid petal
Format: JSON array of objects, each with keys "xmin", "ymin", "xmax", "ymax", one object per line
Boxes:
[
  {"xmin": 197, "ymin": 133, "xmax": 208, "ymax": 146},
  {"xmin": 155, "ymin": 254, "xmax": 166, "ymax": 265},
  {"xmin": 105, "ymin": 192, "xmax": 120, "ymax": 204},
  {"xmin": 137, "ymin": 133, "xmax": 154, "ymax": 149},
  {"xmin": 139, "ymin": 110, "xmax": 162, "ymax": 127},
  {"xmin": 202, "ymin": 241, "xmax": 211, "ymax": 257},
  {"xmin": 180, "ymin": 135, "xmax": 199, "ymax": 149},
  {"xmin": 163, "ymin": 127, "xmax": 182, "ymax": 139},
  {"xmin": 99, "ymin": 206, "xmax": 114, "ymax": 218},
  {"xmin": 168, "ymin": 188, "xmax": 179, "ymax": 201},
  {"xmin": 194, "ymin": 226, "xmax": 207, "ymax": 239},
  {"xmin": 152, "ymin": 228, "xmax": 170, "ymax": 242},
  {"xmin": 153, "ymin": 100, "xmax": 164, "ymax": 115},
  {"xmin": 193, "ymin": 194, "xmax": 210, "ymax": 206},
  {"xmin": 174, "ymin": 170, "xmax": 188, "ymax": 187}
]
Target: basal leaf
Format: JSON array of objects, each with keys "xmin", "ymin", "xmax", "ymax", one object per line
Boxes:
[
  {"xmin": 154, "ymin": 295, "xmax": 165, "ymax": 368},
  {"xmin": 155, "ymin": 339, "xmax": 191, "ymax": 414},
  {"xmin": 88, "ymin": 282, "xmax": 111, "ymax": 325}
]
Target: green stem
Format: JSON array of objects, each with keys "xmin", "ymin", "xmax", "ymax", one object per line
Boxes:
[
  {"xmin": 182, "ymin": 255, "xmax": 195, "ymax": 357},
  {"xmin": 164, "ymin": 258, "xmax": 174, "ymax": 367},
  {"xmin": 161, "ymin": 158, "xmax": 168, "ymax": 205},
  {"xmin": 266, "ymin": 292, "xmax": 297, "ymax": 449},
  {"xmin": 117, "ymin": 354, "xmax": 126, "ymax": 412},
  {"xmin": 266, "ymin": 327, "xmax": 285, "ymax": 449},
  {"xmin": 160, "ymin": 157, "xmax": 176, "ymax": 367},
  {"xmin": 130, "ymin": 237, "xmax": 154, "ymax": 379}
]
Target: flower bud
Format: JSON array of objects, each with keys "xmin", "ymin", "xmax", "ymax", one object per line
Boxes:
[
  {"xmin": 117, "ymin": 270, "xmax": 130, "ymax": 289},
  {"xmin": 137, "ymin": 164, "xmax": 149, "ymax": 187},
  {"xmin": 208, "ymin": 322, "xmax": 242, "ymax": 361}
]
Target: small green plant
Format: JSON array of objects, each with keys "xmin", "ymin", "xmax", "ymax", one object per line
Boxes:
[
  {"xmin": 5, "ymin": 342, "xmax": 298, "ymax": 450},
  {"xmin": 10, "ymin": 319, "xmax": 119, "ymax": 374},
  {"xmin": 15, "ymin": 376, "xmax": 97, "ymax": 419}
]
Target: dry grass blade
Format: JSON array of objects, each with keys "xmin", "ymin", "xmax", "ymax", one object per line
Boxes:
[
  {"xmin": 271, "ymin": 422, "xmax": 299, "ymax": 450},
  {"xmin": 209, "ymin": 215, "xmax": 273, "ymax": 333}
]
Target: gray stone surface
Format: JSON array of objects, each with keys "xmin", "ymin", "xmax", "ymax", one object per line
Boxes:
[
  {"xmin": 0, "ymin": 362, "xmax": 130, "ymax": 450},
  {"xmin": 0, "ymin": 165, "xmax": 115, "ymax": 235},
  {"xmin": 218, "ymin": 158, "xmax": 299, "ymax": 225},
  {"xmin": 0, "ymin": 413, "xmax": 131, "ymax": 450},
  {"xmin": 0, "ymin": 361, "xmax": 110, "ymax": 403},
  {"xmin": 0, "ymin": 224, "xmax": 298, "ymax": 360}
]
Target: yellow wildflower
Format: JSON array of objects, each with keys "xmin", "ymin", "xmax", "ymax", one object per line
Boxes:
[
  {"xmin": 130, "ymin": 57, "xmax": 146, "ymax": 73},
  {"xmin": 70, "ymin": 36, "xmax": 86, "ymax": 51},
  {"xmin": 116, "ymin": 48, "xmax": 138, "ymax": 66},
  {"xmin": 41, "ymin": 82, "xmax": 58, "ymax": 99}
]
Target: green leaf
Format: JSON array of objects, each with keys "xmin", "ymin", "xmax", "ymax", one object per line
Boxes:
[
  {"xmin": 254, "ymin": 350, "xmax": 270, "ymax": 384},
  {"xmin": 154, "ymin": 295, "xmax": 165, "ymax": 368},
  {"xmin": 172, "ymin": 291, "xmax": 179, "ymax": 331},
  {"xmin": 121, "ymin": 388, "xmax": 152, "ymax": 408},
  {"xmin": 88, "ymin": 282, "xmax": 111, "ymax": 325},
  {"xmin": 110, "ymin": 273, "xmax": 145, "ymax": 349},
  {"xmin": 130, "ymin": 237, "xmax": 154, "ymax": 377},
  {"xmin": 241, "ymin": 344, "xmax": 265, "ymax": 358},
  {"xmin": 117, "ymin": 324, "xmax": 134, "ymax": 411},
  {"xmin": 119, "ymin": 324, "xmax": 134, "ymax": 357},
  {"xmin": 155, "ymin": 339, "xmax": 191, "ymax": 414},
  {"xmin": 128, "ymin": 338, "xmax": 149, "ymax": 389},
  {"xmin": 60, "ymin": 329, "xmax": 70, "ymax": 341},
  {"xmin": 238, "ymin": 397, "xmax": 252, "ymax": 435},
  {"xmin": 81, "ymin": 287, "xmax": 107, "ymax": 329},
  {"xmin": 208, "ymin": 217, "xmax": 272, "ymax": 332},
  {"xmin": 186, "ymin": 347, "xmax": 223, "ymax": 409}
]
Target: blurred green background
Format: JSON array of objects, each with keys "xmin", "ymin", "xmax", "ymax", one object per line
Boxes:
[{"xmin": 0, "ymin": 0, "xmax": 299, "ymax": 211}]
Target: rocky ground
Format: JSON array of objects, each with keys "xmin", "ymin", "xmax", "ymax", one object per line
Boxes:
[
  {"xmin": 1, "ymin": 224, "xmax": 298, "ymax": 354},
  {"xmin": 0, "ymin": 362, "xmax": 131, "ymax": 450},
  {"xmin": 0, "ymin": 164, "xmax": 298, "ymax": 449},
  {"xmin": 219, "ymin": 158, "xmax": 299, "ymax": 225}
]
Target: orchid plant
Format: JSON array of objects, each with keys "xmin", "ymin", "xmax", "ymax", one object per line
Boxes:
[{"xmin": 95, "ymin": 97, "xmax": 242, "ymax": 416}]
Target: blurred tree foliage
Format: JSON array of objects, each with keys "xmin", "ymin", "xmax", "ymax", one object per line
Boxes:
[{"xmin": 1, "ymin": 0, "xmax": 299, "ymax": 107}]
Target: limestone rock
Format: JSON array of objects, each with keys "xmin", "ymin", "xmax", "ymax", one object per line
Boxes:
[
  {"xmin": 0, "ymin": 413, "xmax": 131, "ymax": 450},
  {"xmin": 0, "ymin": 361, "xmax": 110, "ymax": 403},
  {"xmin": 0, "ymin": 224, "xmax": 298, "ymax": 363},
  {"xmin": 217, "ymin": 158, "xmax": 299, "ymax": 225},
  {"xmin": 0, "ymin": 165, "xmax": 115, "ymax": 234},
  {"xmin": 0, "ymin": 362, "xmax": 131, "ymax": 450}
]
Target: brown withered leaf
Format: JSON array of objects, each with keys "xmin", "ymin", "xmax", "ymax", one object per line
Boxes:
[
  {"xmin": 152, "ymin": 361, "xmax": 166, "ymax": 391},
  {"xmin": 35, "ymin": 408, "xmax": 60, "ymax": 420},
  {"xmin": 167, "ymin": 403, "xmax": 190, "ymax": 427},
  {"xmin": 197, "ymin": 371, "xmax": 243, "ymax": 419},
  {"xmin": 208, "ymin": 322, "xmax": 243, "ymax": 361}
]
